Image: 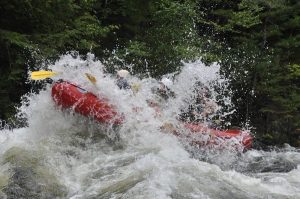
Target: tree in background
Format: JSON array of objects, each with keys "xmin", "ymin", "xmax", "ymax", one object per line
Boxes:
[
  {"xmin": 93, "ymin": 0, "xmax": 201, "ymax": 76},
  {"xmin": 0, "ymin": 0, "xmax": 115, "ymax": 122},
  {"xmin": 195, "ymin": 0, "xmax": 300, "ymax": 145},
  {"xmin": 0, "ymin": 0, "xmax": 201, "ymax": 122},
  {"xmin": 0, "ymin": 0, "xmax": 299, "ymax": 146}
]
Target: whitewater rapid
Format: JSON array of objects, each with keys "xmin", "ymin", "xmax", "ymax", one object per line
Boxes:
[{"xmin": 0, "ymin": 54, "xmax": 300, "ymax": 199}]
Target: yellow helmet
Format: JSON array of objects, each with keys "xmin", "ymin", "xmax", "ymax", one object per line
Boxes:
[{"xmin": 117, "ymin": 69, "xmax": 129, "ymax": 78}]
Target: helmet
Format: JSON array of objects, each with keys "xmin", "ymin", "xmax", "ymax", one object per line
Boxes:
[
  {"xmin": 117, "ymin": 69, "xmax": 129, "ymax": 78},
  {"xmin": 161, "ymin": 77, "xmax": 173, "ymax": 87}
]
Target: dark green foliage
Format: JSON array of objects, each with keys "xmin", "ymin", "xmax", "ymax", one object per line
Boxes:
[
  {"xmin": 196, "ymin": 0, "xmax": 300, "ymax": 145},
  {"xmin": 93, "ymin": 0, "xmax": 201, "ymax": 76},
  {"xmin": 0, "ymin": 0, "xmax": 299, "ymax": 146},
  {"xmin": 0, "ymin": 0, "xmax": 200, "ymax": 122},
  {"xmin": 0, "ymin": 0, "xmax": 115, "ymax": 124}
]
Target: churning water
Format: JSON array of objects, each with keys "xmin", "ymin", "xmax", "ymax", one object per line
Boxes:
[{"xmin": 0, "ymin": 54, "xmax": 300, "ymax": 199}]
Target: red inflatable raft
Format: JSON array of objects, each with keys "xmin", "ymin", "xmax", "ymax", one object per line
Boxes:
[
  {"xmin": 51, "ymin": 81, "xmax": 253, "ymax": 150},
  {"xmin": 183, "ymin": 123, "xmax": 253, "ymax": 150},
  {"xmin": 52, "ymin": 81, "xmax": 124, "ymax": 125}
]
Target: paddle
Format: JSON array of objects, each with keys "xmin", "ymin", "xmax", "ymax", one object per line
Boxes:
[
  {"xmin": 31, "ymin": 70, "xmax": 139, "ymax": 92},
  {"xmin": 31, "ymin": 70, "xmax": 59, "ymax": 80},
  {"xmin": 30, "ymin": 70, "xmax": 97, "ymax": 86},
  {"xmin": 85, "ymin": 73, "xmax": 97, "ymax": 85}
]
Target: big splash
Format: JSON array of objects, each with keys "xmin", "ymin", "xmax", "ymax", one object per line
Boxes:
[{"xmin": 0, "ymin": 54, "xmax": 300, "ymax": 199}]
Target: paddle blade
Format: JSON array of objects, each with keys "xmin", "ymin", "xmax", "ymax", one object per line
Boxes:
[
  {"xmin": 31, "ymin": 70, "xmax": 59, "ymax": 80},
  {"xmin": 131, "ymin": 83, "xmax": 141, "ymax": 94},
  {"xmin": 85, "ymin": 73, "xmax": 97, "ymax": 85}
]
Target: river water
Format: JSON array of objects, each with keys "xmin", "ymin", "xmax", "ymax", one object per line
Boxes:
[{"xmin": 0, "ymin": 54, "xmax": 299, "ymax": 199}]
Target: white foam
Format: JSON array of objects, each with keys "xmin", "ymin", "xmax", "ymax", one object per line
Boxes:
[{"xmin": 0, "ymin": 53, "xmax": 299, "ymax": 198}]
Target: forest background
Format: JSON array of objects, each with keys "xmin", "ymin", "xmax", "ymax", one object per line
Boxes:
[{"xmin": 0, "ymin": 0, "xmax": 299, "ymax": 146}]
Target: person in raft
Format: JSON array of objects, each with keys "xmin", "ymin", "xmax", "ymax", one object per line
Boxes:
[
  {"xmin": 161, "ymin": 82, "xmax": 218, "ymax": 134},
  {"xmin": 116, "ymin": 69, "xmax": 131, "ymax": 90},
  {"xmin": 147, "ymin": 77, "xmax": 176, "ymax": 116},
  {"xmin": 179, "ymin": 81, "xmax": 218, "ymax": 124},
  {"xmin": 155, "ymin": 77, "xmax": 176, "ymax": 102}
]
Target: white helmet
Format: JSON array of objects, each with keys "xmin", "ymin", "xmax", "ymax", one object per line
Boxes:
[
  {"xmin": 161, "ymin": 77, "xmax": 173, "ymax": 87},
  {"xmin": 117, "ymin": 69, "xmax": 129, "ymax": 78}
]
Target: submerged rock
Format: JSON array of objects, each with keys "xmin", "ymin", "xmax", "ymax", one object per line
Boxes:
[
  {"xmin": 2, "ymin": 147, "xmax": 67, "ymax": 199},
  {"xmin": 235, "ymin": 150, "xmax": 298, "ymax": 173}
]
